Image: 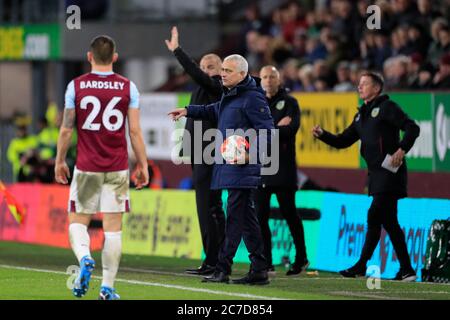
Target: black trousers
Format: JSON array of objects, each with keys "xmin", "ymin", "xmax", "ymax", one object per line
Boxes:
[
  {"xmin": 193, "ymin": 164, "xmax": 225, "ymax": 267},
  {"xmin": 255, "ymin": 186, "xmax": 307, "ymax": 266},
  {"xmin": 216, "ymin": 189, "xmax": 267, "ymax": 275},
  {"xmin": 356, "ymin": 193, "xmax": 413, "ymax": 270}
]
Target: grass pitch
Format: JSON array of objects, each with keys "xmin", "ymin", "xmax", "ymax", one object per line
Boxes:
[{"xmin": 0, "ymin": 241, "xmax": 449, "ymax": 300}]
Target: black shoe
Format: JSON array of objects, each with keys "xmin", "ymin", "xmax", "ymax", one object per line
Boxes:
[
  {"xmin": 286, "ymin": 259, "xmax": 310, "ymax": 276},
  {"xmin": 231, "ymin": 271, "xmax": 270, "ymax": 285},
  {"xmin": 202, "ymin": 271, "xmax": 229, "ymax": 283},
  {"xmin": 185, "ymin": 264, "xmax": 215, "ymax": 276},
  {"xmin": 392, "ymin": 269, "xmax": 416, "ymax": 282},
  {"xmin": 339, "ymin": 265, "xmax": 367, "ymax": 278}
]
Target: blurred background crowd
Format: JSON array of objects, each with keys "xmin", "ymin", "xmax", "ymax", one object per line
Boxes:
[
  {"xmin": 165, "ymin": 0, "xmax": 450, "ymax": 93},
  {"xmin": 0, "ymin": 0, "xmax": 449, "ymax": 188}
]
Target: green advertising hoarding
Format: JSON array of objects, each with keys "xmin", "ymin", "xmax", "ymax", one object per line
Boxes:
[
  {"xmin": 0, "ymin": 24, "xmax": 60, "ymax": 60},
  {"xmin": 434, "ymin": 94, "xmax": 450, "ymax": 172},
  {"xmin": 390, "ymin": 93, "xmax": 434, "ymax": 171},
  {"xmin": 359, "ymin": 93, "xmax": 444, "ymax": 172}
]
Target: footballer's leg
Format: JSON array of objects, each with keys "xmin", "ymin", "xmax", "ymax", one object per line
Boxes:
[
  {"xmin": 69, "ymin": 213, "xmax": 96, "ymax": 298},
  {"xmin": 68, "ymin": 167, "xmax": 103, "ymax": 298},
  {"xmin": 98, "ymin": 169, "xmax": 129, "ymax": 300},
  {"xmin": 99, "ymin": 213, "xmax": 123, "ymax": 300}
]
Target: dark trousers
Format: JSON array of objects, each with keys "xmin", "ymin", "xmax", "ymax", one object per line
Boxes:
[
  {"xmin": 255, "ymin": 186, "xmax": 307, "ymax": 266},
  {"xmin": 216, "ymin": 189, "xmax": 267, "ymax": 275},
  {"xmin": 356, "ymin": 193, "xmax": 413, "ymax": 271},
  {"xmin": 193, "ymin": 164, "xmax": 225, "ymax": 267}
]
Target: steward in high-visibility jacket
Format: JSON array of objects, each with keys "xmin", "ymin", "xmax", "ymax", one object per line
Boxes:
[
  {"xmin": 7, "ymin": 126, "xmax": 38, "ymax": 181},
  {"xmin": 37, "ymin": 118, "xmax": 59, "ymax": 161}
]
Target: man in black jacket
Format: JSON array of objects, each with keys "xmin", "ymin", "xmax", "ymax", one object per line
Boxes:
[
  {"xmin": 165, "ymin": 26, "xmax": 225, "ymax": 276},
  {"xmin": 256, "ymin": 65, "xmax": 308, "ymax": 276},
  {"xmin": 312, "ymin": 72, "xmax": 420, "ymax": 282}
]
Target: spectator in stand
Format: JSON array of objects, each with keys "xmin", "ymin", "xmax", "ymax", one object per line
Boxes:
[
  {"xmin": 360, "ymin": 31, "xmax": 377, "ymax": 69},
  {"xmin": 384, "ymin": 55, "xmax": 410, "ymax": 90},
  {"xmin": 298, "ymin": 64, "xmax": 316, "ymax": 92},
  {"xmin": 313, "ymin": 59, "xmax": 335, "ymax": 88},
  {"xmin": 330, "ymin": 0, "xmax": 361, "ymax": 59},
  {"xmin": 268, "ymin": 36, "xmax": 293, "ymax": 67},
  {"xmin": 427, "ymin": 19, "xmax": 449, "ymax": 67},
  {"xmin": 394, "ymin": 24, "xmax": 417, "ymax": 56},
  {"xmin": 334, "ymin": 61, "xmax": 355, "ymax": 92},
  {"xmin": 416, "ymin": 0, "xmax": 443, "ymax": 33},
  {"xmin": 391, "ymin": 28, "xmax": 402, "ymax": 57},
  {"xmin": 281, "ymin": 58, "xmax": 302, "ymax": 91},
  {"xmin": 407, "ymin": 53, "xmax": 424, "ymax": 87},
  {"xmin": 305, "ymin": 36, "xmax": 327, "ymax": 64},
  {"xmin": 391, "ymin": 0, "xmax": 421, "ymax": 29},
  {"xmin": 305, "ymin": 10, "xmax": 320, "ymax": 38},
  {"xmin": 373, "ymin": 30, "xmax": 392, "ymax": 71},
  {"xmin": 349, "ymin": 62, "xmax": 363, "ymax": 87},
  {"xmin": 432, "ymin": 53, "xmax": 450, "ymax": 89},
  {"xmin": 291, "ymin": 29, "xmax": 308, "ymax": 60},
  {"xmin": 256, "ymin": 34, "xmax": 272, "ymax": 69},
  {"xmin": 406, "ymin": 23, "xmax": 431, "ymax": 58},
  {"xmin": 238, "ymin": 3, "xmax": 267, "ymax": 56},
  {"xmin": 268, "ymin": 7, "xmax": 283, "ymax": 38},
  {"xmin": 323, "ymin": 34, "xmax": 344, "ymax": 70},
  {"xmin": 245, "ymin": 31, "xmax": 263, "ymax": 74},
  {"xmin": 314, "ymin": 76, "xmax": 329, "ymax": 92},
  {"xmin": 280, "ymin": 1, "xmax": 308, "ymax": 44},
  {"xmin": 410, "ymin": 63, "xmax": 435, "ymax": 90}
]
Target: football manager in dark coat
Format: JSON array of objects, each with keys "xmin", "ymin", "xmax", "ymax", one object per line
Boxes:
[
  {"xmin": 165, "ymin": 26, "xmax": 225, "ymax": 276},
  {"xmin": 312, "ymin": 71, "xmax": 420, "ymax": 282},
  {"xmin": 256, "ymin": 65, "xmax": 308, "ymax": 276},
  {"xmin": 169, "ymin": 54, "xmax": 275, "ymax": 285}
]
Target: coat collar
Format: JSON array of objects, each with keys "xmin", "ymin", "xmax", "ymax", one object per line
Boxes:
[
  {"xmin": 359, "ymin": 94, "xmax": 389, "ymax": 112},
  {"xmin": 223, "ymin": 75, "xmax": 260, "ymax": 97},
  {"xmin": 268, "ymin": 87, "xmax": 288, "ymax": 103}
]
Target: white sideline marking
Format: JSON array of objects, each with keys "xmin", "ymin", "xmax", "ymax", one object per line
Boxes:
[
  {"xmin": 329, "ymin": 291, "xmax": 412, "ymax": 300},
  {"xmin": 121, "ymin": 267, "xmax": 198, "ymax": 277},
  {"xmin": 0, "ymin": 265, "xmax": 286, "ymax": 300}
]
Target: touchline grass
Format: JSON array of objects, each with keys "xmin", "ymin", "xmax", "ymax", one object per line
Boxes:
[{"xmin": 0, "ymin": 241, "xmax": 449, "ymax": 300}]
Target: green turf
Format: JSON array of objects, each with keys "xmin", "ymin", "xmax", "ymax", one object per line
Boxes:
[{"xmin": 0, "ymin": 241, "xmax": 449, "ymax": 300}]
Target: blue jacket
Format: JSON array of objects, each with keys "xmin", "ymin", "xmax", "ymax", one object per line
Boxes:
[{"xmin": 187, "ymin": 75, "xmax": 275, "ymax": 189}]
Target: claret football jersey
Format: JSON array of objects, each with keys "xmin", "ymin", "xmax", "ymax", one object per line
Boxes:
[{"xmin": 65, "ymin": 71, "xmax": 139, "ymax": 172}]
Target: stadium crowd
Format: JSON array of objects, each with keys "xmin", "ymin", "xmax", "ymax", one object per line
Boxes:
[{"xmin": 163, "ymin": 0, "xmax": 450, "ymax": 92}]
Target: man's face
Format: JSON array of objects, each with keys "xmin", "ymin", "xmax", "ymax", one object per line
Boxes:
[
  {"xmin": 260, "ymin": 67, "xmax": 280, "ymax": 96},
  {"xmin": 337, "ymin": 68, "xmax": 350, "ymax": 82},
  {"xmin": 221, "ymin": 59, "xmax": 246, "ymax": 89},
  {"xmin": 358, "ymin": 75, "xmax": 380, "ymax": 101},
  {"xmin": 200, "ymin": 56, "xmax": 221, "ymax": 77}
]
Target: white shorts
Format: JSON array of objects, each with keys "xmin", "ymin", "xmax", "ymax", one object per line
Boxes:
[{"xmin": 68, "ymin": 167, "xmax": 130, "ymax": 214}]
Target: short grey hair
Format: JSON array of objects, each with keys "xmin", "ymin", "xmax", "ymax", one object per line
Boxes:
[{"xmin": 224, "ymin": 54, "xmax": 248, "ymax": 74}]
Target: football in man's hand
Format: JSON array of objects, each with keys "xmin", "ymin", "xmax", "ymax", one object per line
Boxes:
[{"xmin": 220, "ymin": 135, "xmax": 249, "ymax": 163}]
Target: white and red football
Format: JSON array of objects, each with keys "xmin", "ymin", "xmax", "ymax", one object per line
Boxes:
[{"xmin": 220, "ymin": 135, "xmax": 250, "ymax": 163}]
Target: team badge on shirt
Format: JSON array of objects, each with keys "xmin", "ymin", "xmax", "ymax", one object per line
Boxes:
[
  {"xmin": 275, "ymin": 100, "xmax": 285, "ymax": 110},
  {"xmin": 371, "ymin": 107, "xmax": 380, "ymax": 118}
]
